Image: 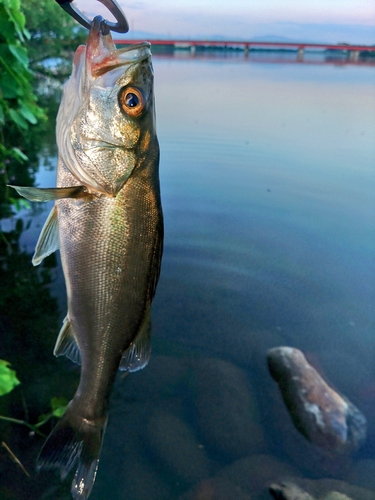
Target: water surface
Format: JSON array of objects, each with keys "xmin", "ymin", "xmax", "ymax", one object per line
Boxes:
[{"xmin": 4, "ymin": 52, "xmax": 375, "ymax": 499}]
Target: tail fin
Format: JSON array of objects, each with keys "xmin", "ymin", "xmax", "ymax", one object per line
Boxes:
[{"xmin": 37, "ymin": 402, "xmax": 107, "ymax": 500}]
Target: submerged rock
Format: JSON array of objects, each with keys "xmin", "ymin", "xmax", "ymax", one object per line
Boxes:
[
  {"xmin": 269, "ymin": 477, "xmax": 375, "ymax": 500},
  {"xmin": 147, "ymin": 409, "xmax": 211, "ymax": 485},
  {"xmin": 269, "ymin": 481, "xmax": 315, "ymax": 500},
  {"xmin": 321, "ymin": 493, "xmax": 353, "ymax": 500},
  {"xmin": 191, "ymin": 358, "xmax": 265, "ymax": 460},
  {"xmin": 347, "ymin": 459, "xmax": 375, "ymax": 490},
  {"xmin": 269, "ymin": 482, "xmax": 356, "ymax": 500},
  {"xmin": 267, "ymin": 347, "xmax": 367, "ymax": 454},
  {"xmin": 178, "ymin": 477, "xmax": 251, "ymax": 500},
  {"xmin": 217, "ymin": 453, "xmax": 298, "ymax": 497}
]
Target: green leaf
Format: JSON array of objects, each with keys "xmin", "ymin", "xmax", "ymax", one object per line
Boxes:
[
  {"xmin": 9, "ymin": 108, "xmax": 28, "ymax": 129},
  {"xmin": 50, "ymin": 397, "xmax": 68, "ymax": 418},
  {"xmin": 18, "ymin": 102, "xmax": 37, "ymax": 124},
  {"xmin": 0, "ymin": 360, "xmax": 21, "ymax": 396},
  {"xmin": 9, "ymin": 196, "xmax": 31, "ymax": 211},
  {"xmin": 3, "ymin": 0, "xmax": 26, "ymax": 40},
  {"xmin": 0, "ymin": 11, "xmax": 17, "ymax": 42},
  {"xmin": 8, "ymin": 44, "xmax": 28, "ymax": 67},
  {"xmin": 0, "ymin": 72, "xmax": 22, "ymax": 98},
  {"xmin": 37, "ymin": 412, "xmax": 49, "ymax": 424},
  {"xmin": 4, "ymin": 0, "xmax": 21, "ymax": 10},
  {"xmin": 11, "ymin": 146, "xmax": 28, "ymax": 161}
]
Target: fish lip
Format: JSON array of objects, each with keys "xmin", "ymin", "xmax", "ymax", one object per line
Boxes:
[
  {"xmin": 116, "ymin": 42, "xmax": 151, "ymax": 53},
  {"xmin": 91, "ymin": 42, "xmax": 152, "ymax": 77}
]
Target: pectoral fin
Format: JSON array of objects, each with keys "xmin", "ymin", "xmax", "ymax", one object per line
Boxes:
[
  {"xmin": 32, "ymin": 206, "xmax": 59, "ymax": 266},
  {"xmin": 8, "ymin": 185, "xmax": 86, "ymax": 202},
  {"xmin": 54, "ymin": 316, "xmax": 81, "ymax": 365},
  {"xmin": 119, "ymin": 307, "xmax": 152, "ymax": 372}
]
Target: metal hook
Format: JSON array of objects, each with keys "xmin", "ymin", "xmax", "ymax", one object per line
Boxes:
[{"xmin": 55, "ymin": 0, "xmax": 129, "ymax": 35}]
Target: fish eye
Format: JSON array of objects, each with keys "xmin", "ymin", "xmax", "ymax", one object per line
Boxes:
[{"xmin": 118, "ymin": 86, "xmax": 145, "ymax": 118}]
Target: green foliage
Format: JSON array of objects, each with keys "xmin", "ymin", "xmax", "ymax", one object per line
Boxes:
[
  {"xmin": 0, "ymin": 0, "xmax": 46, "ymax": 216},
  {"xmin": 38, "ymin": 397, "xmax": 68, "ymax": 424},
  {"xmin": 0, "ymin": 0, "xmax": 43, "ymax": 128},
  {"xmin": 23, "ymin": 0, "xmax": 86, "ymax": 78},
  {"xmin": 51, "ymin": 396, "xmax": 68, "ymax": 417},
  {"xmin": 0, "ymin": 0, "xmax": 87, "ymax": 217},
  {"xmin": 0, "ymin": 359, "xmax": 20, "ymax": 396},
  {"xmin": 0, "ymin": 357, "xmax": 67, "ymax": 435}
]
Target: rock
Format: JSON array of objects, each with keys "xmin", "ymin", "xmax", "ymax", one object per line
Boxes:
[
  {"xmin": 267, "ymin": 347, "xmax": 367, "ymax": 454},
  {"xmin": 265, "ymin": 384, "xmax": 353, "ymax": 477},
  {"xmin": 147, "ymin": 409, "xmax": 211, "ymax": 485},
  {"xmin": 319, "ymin": 493, "xmax": 353, "ymax": 500},
  {"xmin": 117, "ymin": 448, "xmax": 174, "ymax": 500},
  {"xmin": 268, "ymin": 484, "xmax": 355, "ymax": 500},
  {"xmin": 178, "ymin": 477, "xmax": 251, "ymax": 500},
  {"xmin": 119, "ymin": 354, "xmax": 190, "ymax": 407},
  {"xmin": 269, "ymin": 481, "xmax": 315, "ymax": 499},
  {"xmin": 191, "ymin": 358, "xmax": 266, "ymax": 459},
  {"xmin": 347, "ymin": 459, "xmax": 375, "ymax": 490},
  {"xmin": 278, "ymin": 477, "xmax": 375, "ymax": 500},
  {"xmin": 218, "ymin": 454, "xmax": 299, "ymax": 497}
]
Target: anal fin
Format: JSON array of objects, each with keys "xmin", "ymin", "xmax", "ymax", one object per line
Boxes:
[
  {"xmin": 119, "ymin": 307, "xmax": 152, "ymax": 372},
  {"xmin": 8, "ymin": 185, "xmax": 87, "ymax": 202},
  {"xmin": 32, "ymin": 206, "xmax": 59, "ymax": 266},
  {"xmin": 54, "ymin": 316, "xmax": 81, "ymax": 365}
]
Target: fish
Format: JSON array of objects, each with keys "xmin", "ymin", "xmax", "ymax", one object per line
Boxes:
[{"xmin": 10, "ymin": 16, "xmax": 163, "ymax": 500}]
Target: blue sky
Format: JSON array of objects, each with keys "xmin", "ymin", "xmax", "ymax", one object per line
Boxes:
[{"xmin": 77, "ymin": 0, "xmax": 375, "ymax": 44}]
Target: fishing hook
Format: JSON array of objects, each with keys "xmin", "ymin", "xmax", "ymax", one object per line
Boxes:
[{"xmin": 55, "ymin": 0, "xmax": 129, "ymax": 35}]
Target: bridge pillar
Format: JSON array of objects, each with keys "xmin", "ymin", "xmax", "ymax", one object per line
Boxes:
[
  {"xmin": 297, "ymin": 47, "xmax": 304, "ymax": 61},
  {"xmin": 244, "ymin": 45, "xmax": 249, "ymax": 57},
  {"xmin": 349, "ymin": 50, "xmax": 359, "ymax": 62},
  {"xmin": 190, "ymin": 45, "xmax": 196, "ymax": 55}
]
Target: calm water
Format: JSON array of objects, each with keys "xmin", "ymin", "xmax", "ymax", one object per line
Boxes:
[{"xmin": 5, "ymin": 53, "xmax": 375, "ymax": 499}]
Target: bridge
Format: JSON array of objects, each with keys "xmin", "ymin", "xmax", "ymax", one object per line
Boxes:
[{"xmin": 115, "ymin": 39, "xmax": 375, "ymax": 62}]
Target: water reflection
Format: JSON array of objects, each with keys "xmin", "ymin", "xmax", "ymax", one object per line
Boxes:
[
  {"xmin": 1, "ymin": 52, "xmax": 374, "ymax": 499},
  {"xmin": 0, "ymin": 222, "xmax": 76, "ymax": 500}
]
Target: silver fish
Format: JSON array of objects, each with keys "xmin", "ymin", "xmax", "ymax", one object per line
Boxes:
[{"xmin": 11, "ymin": 17, "xmax": 163, "ymax": 499}]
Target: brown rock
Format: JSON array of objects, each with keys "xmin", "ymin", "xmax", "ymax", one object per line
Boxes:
[
  {"xmin": 147, "ymin": 409, "xmax": 211, "ymax": 485},
  {"xmin": 267, "ymin": 347, "xmax": 367, "ymax": 454},
  {"xmin": 191, "ymin": 358, "xmax": 265, "ymax": 459},
  {"xmin": 178, "ymin": 477, "xmax": 252, "ymax": 500},
  {"xmin": 269, "ymin": 481, "xmax": 315, "ymax": 500},
  {"xmin": 319, "ymin": 493, "xmax": 353, "ymax": 500},
  {"xmin": 347, "ymin": 459, "xmax": 375, "ymax": 490},
  {"xmin": 281, "ymin": 477, "xmax": 375, "ymax": 500},
  {"xmin": 117, "ymin": 448, "xmax": 174, "ymax": 500},
  {"xmin": 217, "ymin": 454, "xmax": 299, "ymax": 496}
]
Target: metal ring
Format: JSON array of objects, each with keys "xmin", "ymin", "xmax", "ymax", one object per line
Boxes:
[{"xmin": 55, "ymin": 0, "xmax": 129, "ymax": 34}]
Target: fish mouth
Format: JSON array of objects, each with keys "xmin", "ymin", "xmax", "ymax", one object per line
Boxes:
[
  {"xmin": 117, "ymin": 42, "xmax": 151, "ymax": 53},
  {"xmin": 86, "ymin": 21, "xmax": 151, "ymax": 77}
]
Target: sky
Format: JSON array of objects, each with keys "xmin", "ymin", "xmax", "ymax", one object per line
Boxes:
[{"xmin": 76, "ymin": 0, "xmax": 375, "ymax": 44}]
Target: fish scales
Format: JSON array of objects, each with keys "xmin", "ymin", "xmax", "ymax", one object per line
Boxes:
[
  {"xmin": 58, "ymin": 163, "xmax": 161, "ymax": 415},
  {"xmin": 10, "ymin": 16, "xmax": 163, "ymax": 500}
]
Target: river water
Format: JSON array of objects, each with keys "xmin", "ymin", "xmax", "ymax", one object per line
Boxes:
[{"xmin": 3, "ymin": 51, "xmax": 375, "ymax": 499}]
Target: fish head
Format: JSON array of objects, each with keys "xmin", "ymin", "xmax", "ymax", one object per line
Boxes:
[{"xmin": 57, "ymin": 17, "xmax": 157, "ymax": 196}]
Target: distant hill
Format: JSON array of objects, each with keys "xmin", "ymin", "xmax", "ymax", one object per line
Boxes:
[
  {"xmin": 113, "ymin": 31, "xmax": 324, "ymax": 44},
  {"xmin": 112, "ymin": 27, "xmax": 374, "ymax": 46}
]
